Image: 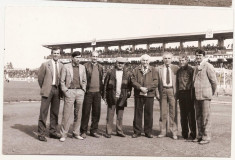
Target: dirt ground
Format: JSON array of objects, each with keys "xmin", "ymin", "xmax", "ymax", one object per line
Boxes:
[{"xmin": 2, "ymin": 97, "xmax": 232, "ymax": 157}]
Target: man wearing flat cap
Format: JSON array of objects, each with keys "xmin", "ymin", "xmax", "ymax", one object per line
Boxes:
[
  {"xmin": 59, "ymin": 51, "xmax": 87, "ymax": 142},
  {"xmin": 103, "ymin": 57, "xmax": 132, "ymax": 138}
]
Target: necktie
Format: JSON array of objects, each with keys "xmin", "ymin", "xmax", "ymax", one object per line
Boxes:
[
  {"xmin": 55, "ymin": 61, "xmax": 58, "ymax": 86},
  {"xmin": 166, "ymin": 66, "xmax": 170, "ymax": 85},
  {"xmin": 143, "ymin": 67, "xmax": 147, "ymax": 75}
]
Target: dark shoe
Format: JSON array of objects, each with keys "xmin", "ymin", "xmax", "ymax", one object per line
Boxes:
[
  {"xmin": 117, "ymin": 133, "xmax": 126, "ymax": 137},
  {"xmin": 186, "ymin": 136, "xmax": 196, "ymax": 141},
  {"xmin": 199, "ymin": 140, "xmax": 210, "ymax": 145},
  {"xmin": 38, "ymin": 135, "xmax": 47, "ymax": 142},
  {"xmin": 145, "ymin": 134, "xmax": 153, "ymax": 138},
  {"xmin": 185, "ymin": 137, "xmax": 195, "ymax": 142},
  {"xmin": 80, "ymin": 133, "xmax": 87, "ymax": 139},
  {"xmin": 49, "ymin": 133, "xmax": 61, "ymax": 139},
  {"xmin": 132, "ymin": 134, "xmax": 141, "ymax": 138},
  {"xmin": 192, "ymin": 138, "xmax": 202, "ymax": 142},
  {"xmin": 105, "ymin": 134, "xmax": 111, "ymax": 138},
  {"xmin": 90, "ymin": 132, "xmax": 100, "ymax": 138}
]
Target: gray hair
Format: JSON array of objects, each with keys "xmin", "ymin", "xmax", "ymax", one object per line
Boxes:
[
  {"xmin": 140, "ymin": 54, "xmax": 151, "ymax": 61},
  {"xmin": 162, "ymin": 52, "xmax": 173, "ymax": 58},
  {"xmin": 91, "ymin": 51, "xmax": 99, "ymax": 56}
]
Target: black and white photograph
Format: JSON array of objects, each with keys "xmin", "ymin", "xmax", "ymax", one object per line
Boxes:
[{"xmin": 1, "ymin": 0, "xmax": 234, "ymax": 160}]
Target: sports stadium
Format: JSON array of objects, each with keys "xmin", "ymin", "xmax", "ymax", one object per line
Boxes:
[
  {"xmin": 5, "ymin": 30, "xmax": 233, "ymax": 98},
  {"xmin": 3, "ymin": 30, "xmax": 233, "ymax": 157}
]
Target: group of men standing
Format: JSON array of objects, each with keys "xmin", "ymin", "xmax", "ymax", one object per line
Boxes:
[{"xmin": 37, "ymin": 48, "xmax": 217, "ymax": 145}]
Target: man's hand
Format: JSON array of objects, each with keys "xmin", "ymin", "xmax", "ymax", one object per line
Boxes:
[
  {"xmin": 140, "ymin": 87, "xmax": 148, "ymax": 94},
  {"xmin": 156, "ymin": 95, "xmax": 160, "ymax": 101},
  {"xmin": 127, "ymin": 91, "xmax": 131, "ymax": 98}
]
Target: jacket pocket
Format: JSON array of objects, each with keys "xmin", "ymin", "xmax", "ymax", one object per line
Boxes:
[{"xmin": 202, "ymin": 87, "xmax": 212, "ymax": 99}]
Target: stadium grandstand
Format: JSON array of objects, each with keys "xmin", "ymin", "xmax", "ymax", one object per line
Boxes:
[
  {"xmin": 5, "ymin": 30, "xmax": 233, "ymax": 89},
  {"xmin": 43, "ymin": 30, "xmax": 233, "ymax": 89},
  {"xmin": 4, "ymin": 63, "xmax": 38, "ymax": 82}
]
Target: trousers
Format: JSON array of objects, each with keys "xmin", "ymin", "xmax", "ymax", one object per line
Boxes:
[
  {"xmin": 178, "ymin": 90, "xmax": 196, "ymax": 139},
  {"xmin": 80, "ymin": 92, "xmax": 101, "ymax": 134},
  {"xmin": 60, "ymin": 89, "xmax": 84, "ymax": 137},
  {"xmin": 106, "ymin": 100, "xmax": 125, "ymax": 135},
  {"xmin": 194, "ymin": 100, "xmax": 211, "ymax": 141},
  {"xmin": 38, "ymin": 86, "xmax": 60, "ymax": 136},
  {"xmin": 133, "ymin": 97, "xmax": 154, "ymax": 135},
  {"xmin": 160, "ymin": 88, "xmax": 177, "ymax": 136}
]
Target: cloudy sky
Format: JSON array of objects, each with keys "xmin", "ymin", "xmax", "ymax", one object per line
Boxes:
[{"xmin": 3, "ymin": 0, "xmax": 233, "ymax": 69}]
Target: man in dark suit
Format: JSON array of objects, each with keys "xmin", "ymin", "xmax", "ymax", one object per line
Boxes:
[
  {"xmin": 37, "ymin": 48, "xmax": 63, "ymax": 142},
  {"xmin": 131, "ymin": 54, "xmax": 158, "ymax": 138},
  {"xmin": 80, "ymin": 51, "xmax": 104, "ymax": 138},
  {"xmin": 156, "ymin": 52, "xmax": 179, "ymax": 140},
  {"xmin": 103, "ymin": 57, "xmax": 132, "ymax": 138},
  {"xmin": 193, "ymin": 49, "xmax": 217, "ymax": 144}
]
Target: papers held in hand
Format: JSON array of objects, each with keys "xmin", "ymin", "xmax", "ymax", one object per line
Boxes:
[{"xmin": 140, "ymin": 91, "xmax": 147, "ymax": 96}]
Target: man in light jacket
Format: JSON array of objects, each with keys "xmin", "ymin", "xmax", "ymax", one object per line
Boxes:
[
  {"xmin": 193, "ymin": 49, "xmax": 217, "ymax": 144},
  {"xmin": 37, "ymin": 48, "xmax": 63, "ymax": 142},
  {"xmin": 59, "ymin": 51, "xmax": 87, "ymax": 142},
  {"xmin": 156, "ymin": 52, "xmax": 179, "ymax": 140}
]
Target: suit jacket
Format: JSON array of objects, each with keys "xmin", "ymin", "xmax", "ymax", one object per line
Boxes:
[
  {"xmin": 131, "ymin": 65, "xmax": 158, "ymax": 97},
  {"xmin": 103, "ymin": 67, "xmax": 132, "ymax": 107},
  {"xmin": 38, "ymin": 60, "xmax": 63, "ymax": 97},
  {"xmin": 193, "ymin": 61, "xmax": 217, "ymax": 100},
  {"xmin": 83, "ymin": 62, "xmax": 104, "ymax": 96},
  {"xmin": 60, "ymin": 63, "xmax": 87, "ymax": 95},
  {"xmin": 156, "ymin": 64, "xmax": 179, "ymax": 99}
]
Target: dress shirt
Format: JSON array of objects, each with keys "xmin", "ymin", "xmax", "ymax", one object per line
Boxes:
[
  {"xmin": 141, "ymin": 66, "xmax": 149, "ymax": 75},
  {"xmin": 162, "ymin": 64, "xmax": 173, "ymax": 87},
  {"xmin": 116, "ymin": 70, "xmax": 123, "ymax": 98},
  {"xmin": 70, "ymin": 62, "xmax": 81, "ymax": 89},
  {"xmin": 51, "ymin": 60, "xmax": 59, "ymax": 85}
]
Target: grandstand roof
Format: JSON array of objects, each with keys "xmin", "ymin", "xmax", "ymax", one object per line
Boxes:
[{"xmin": 43, "ymin": 30, "xmax": 233, "ymax": 49}]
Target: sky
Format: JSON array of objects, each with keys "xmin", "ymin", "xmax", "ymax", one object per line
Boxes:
[{"xmin": 2, "ymin": 1, "xmax": 233, "ymax": 69}]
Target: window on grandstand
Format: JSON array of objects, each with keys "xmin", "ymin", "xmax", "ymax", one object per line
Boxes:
[
  {"xmin": 201, "ymin": 40, "xmax": 218, "ymax": 47},
  {"xmin": 224, "ymin": 39, "xmax": 233, "ymax": 49},
  {"xmin": 184, "ymin": 41, "xmax": 198, "ymax": 48}
]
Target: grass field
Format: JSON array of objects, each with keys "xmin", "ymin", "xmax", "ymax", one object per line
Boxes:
[
  {"xmin": 74, "ymin": 0, "xmax": 232, "ymax": 7},
  {"xmin": 2, "ymin": 81, "xmax": 232, "ymax": 157},
  {"xmin": 3, "ymin": 81, "xmax": 40, "ymax": 102},
  {"xmin": 3, "ymin": 81, "xmax": 232, "ymax": 102}
]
